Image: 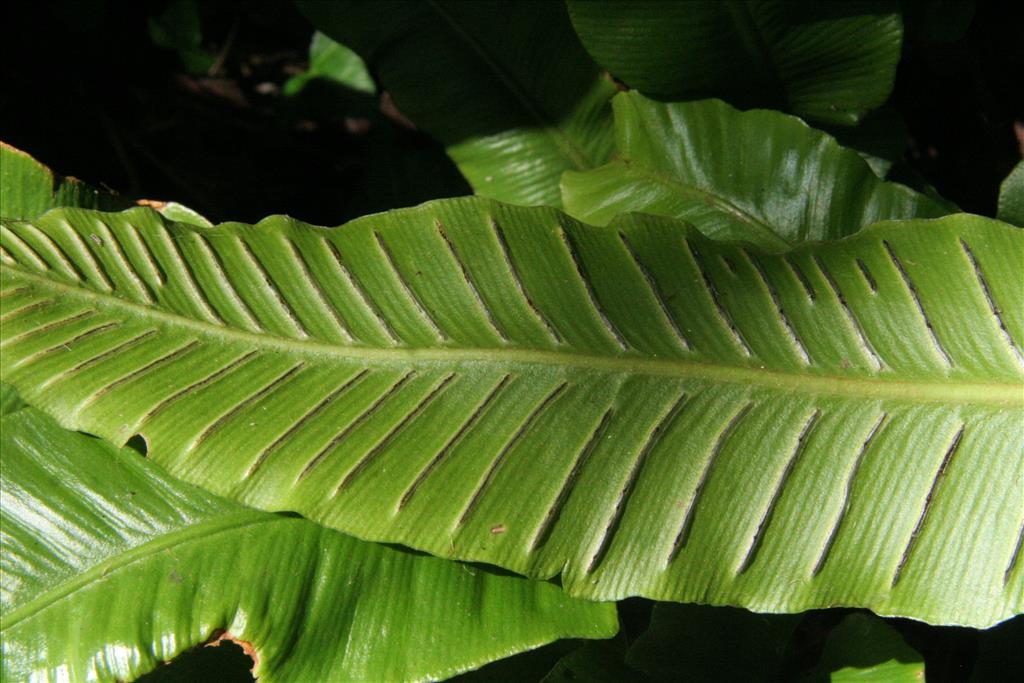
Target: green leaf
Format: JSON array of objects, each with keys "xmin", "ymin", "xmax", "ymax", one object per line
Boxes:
[
  {"xmin": 826, "ymin": 106, "xmax": 910, "ymax": 178},
  {"xmin": 997, "ymin": 161, "xmax": 1024, "ymax": 227},
  {"xmin": 1, "ymin": 201, "xmax": 1021, "ymax": 627},
  {"xmin": 566, "ymin": 0, "xmax": 903, "ymax": 126},
  {"xmin": 0, "ymin": 407, "xmax": 617, "ymax": 682},
  {"xmin": 0, "ymin": 142, "xmax": 211, "ymax": 226},
  {"xmin": 0, "ymin": 142, "xmax": 130, "ymax": 220},
  {"xmin": 542, "ymin": 636, "xmax": 637, "ymax": 682},
  {"xmin": 147, "ymin": 0, "xmax": 215, "ymax": 75},
  {"xmin": 0, "ymin": 382, "xmax": 26, "ymax": 416},
  {"xmin": 561, "ymin": 94, "xmax": 953, "ymax": 250},
  {"xmin": 298, "ymin": 0, "xmax": 616, "ymax": 207},
  {"xmin": 145, "ymin": 200, "xmax": 214, "ymax": 228},
  {"xmin": 283, "ymin": 31, "xmax": 376, "ymax": 98},
  {"xmin": 804, "ymin": 613, "xmax": 924, "ymax": 682},
  {"xmin": 626, "ymin": 604, "xmax": 799, "ymax": 682}
]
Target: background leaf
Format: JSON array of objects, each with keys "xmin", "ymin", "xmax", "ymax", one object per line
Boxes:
[
  {"xmin": 147, "ymin": 0, "xmax": 214, "ymax": 75},
  {"xmin": 970, "ymin": 615, "xmax": 1024, "ymax": 682},
  {"xmin": 566, "ymin": 0, "xmax": 902, "ymax": 126},
  {"xmin": 283, "ymin": 31, "xmax": 376, "ymax": 98},
  {"xmin": 804, "ymin": 613, "xmax": 924, "ymax": 682},
  {"xmin": 626, "ymin": 604, "xmax": 800, "ymax": 682},
  {"xmin": 1, "ymin": 201, "xmax": 1020, "ymax": 627},
  {"xmin": 0, "ymin": 142, "xmax": 130, "ymax": 220},
  {"xmin": 0, "ymin": 407, "xmax": 617, "ymax": 682},
  {"xmin": 298, "ymin": 0, "xmax": 617, "ymax": 207},
  {"xmin": 0, "ymin": 142, "xmax": 210, "ymax": 226},
  {"xmin": 997, "ymin": 160, "xmax": 1024, "ymax": 227},
  {"xmin": 541, "ymin": 635, "xmax": 635, "ymax": 682},
  {"xmin": 561, "ymin": 94, "xmax": 953, "ymax": 249}
]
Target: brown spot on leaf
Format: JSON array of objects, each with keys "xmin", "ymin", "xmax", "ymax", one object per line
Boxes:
[{"xmin": 490, "ymin": 524, "xmax": 506, "ymax": 535}]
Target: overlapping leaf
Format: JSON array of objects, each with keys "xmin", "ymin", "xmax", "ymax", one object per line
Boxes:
[
  {"xmin": 561, "ymin": 93, "xmax": 953, "ymax": 249},
  {"xmin": 805, "ymin": 613, "xmax": 924, "ymax": 682},
  {"xmin": 0, "ymin": 142, "xmax": 209, "ymax": 226},
  {"xmin": 1, "ymin": 199, "xmax": 1021, "ymax": 627},
  {"xmin": 627, "ymin": 604, "xmax": 799, "ymax": 682},
  {"xmin": 299, "ymin": 0, "xmax": 616, "ymax": 207},
  {"xmin": 0, "ymin": 407, "xmax": 616, "ymax": 682},
  {"xmin": 0, "ymin": 142, "xmax": 130, "ymax": 219},
  {"xmin": 566, "ymin": 0, "xmax": 902, "ymax": 126},
  {"xmin": 998, "ymin": 161, "xmax": 1024, "ymax": 227}
]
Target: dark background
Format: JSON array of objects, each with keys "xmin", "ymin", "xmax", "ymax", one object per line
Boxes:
[{"xmin": 2, "ymin": 0, "xmax": 1021, "ymax": 227}]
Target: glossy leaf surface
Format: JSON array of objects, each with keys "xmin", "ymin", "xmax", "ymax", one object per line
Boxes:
[
  {"xmin": 1, "ymin": 201, "xmax": 1021, "ymax": 627},
  {"xmin": 561, "ymin": 94, "xmax": 952, "ymax": 249},
  {"xmin": 567, "ymin": 0, "xmax": 902, "ymax": 126},
  {"xmin": 0, "ymin": 408, "xmax": 616, "ymax": 682},
  {"xmin": 299, "ymin": 0, "xmax": 616, "ymax": 207}
]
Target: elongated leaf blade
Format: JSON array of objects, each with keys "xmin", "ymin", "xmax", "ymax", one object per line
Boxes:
[
  {"xmin": 298, "ymin": 0, "xmax": 616, "ymax": 207},
  {"xmin": 567, "ymin": 0, "xmax": 902, "ymax": 126},
  {"xmin": 561, "ymin": 94, "xmax": 952, "ymax": 249},
  {"xmin": 1, "ymin": 200, "xmax": 1021, "ymax": 627},
  {"xmin": 0, "ymin": 407, "xmax": 616, "ymax": 682}
]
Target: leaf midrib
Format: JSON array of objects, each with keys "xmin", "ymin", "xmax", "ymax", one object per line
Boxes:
[
  {"xmin": 6, "ymin": 265, "xmax": 1022, "ymax": 408},
  {"xmin": 1, "ymin": 509, "xmax": 273, "ymax": 629}
]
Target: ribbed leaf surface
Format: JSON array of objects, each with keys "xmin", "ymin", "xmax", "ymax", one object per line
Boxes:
[
  {"xmin": 566, "ymin": 0, "xmax": 902, "ymax": 126},
  {"xmin": 298, "ymin": 0, "xmax": 616, "ymax": 207},
  {"xmin": 561, "ymin": 94, "xmax": 952, "ymax": 249},
  {"xmin": 1, "ymin": 200, "xmax": 1021, "ymax": 626},
  {"xmin": 0, "ymin": 408, "xmax": 616, "ymax": 682}
]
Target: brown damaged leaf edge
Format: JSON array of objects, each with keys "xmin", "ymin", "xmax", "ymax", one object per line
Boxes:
[{"xmin": 207, "ymin": 629, "xmax": 260, "ymax": 673}]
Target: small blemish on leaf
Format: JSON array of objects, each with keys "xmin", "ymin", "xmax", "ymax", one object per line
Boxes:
[
  {"xmin": 207, "ymin": 630, "xmax": 260, "ymax": 673},
  {"xmin": 136, "ymin": 198, "xmax": 168, "ymax": 210},
  {"xmin": 490, "ymin": 524, "xmax": 506, "ymax": 535}
]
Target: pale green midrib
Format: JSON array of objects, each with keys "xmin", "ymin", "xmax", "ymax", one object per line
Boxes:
[
  {"xmin": 618, "ymin": 162, "xmax": 793, "ymax": 251},
  {"xmin": 5, "ymin": 265, "xmax": 1023, "ymax": 408},
  {"xmin": 426, "ymin": 0, "xmax": 596, "ymax": 172},
  {"xmin": 1, "ymin": 509, "xmax": 276, "ymax": 629}
]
